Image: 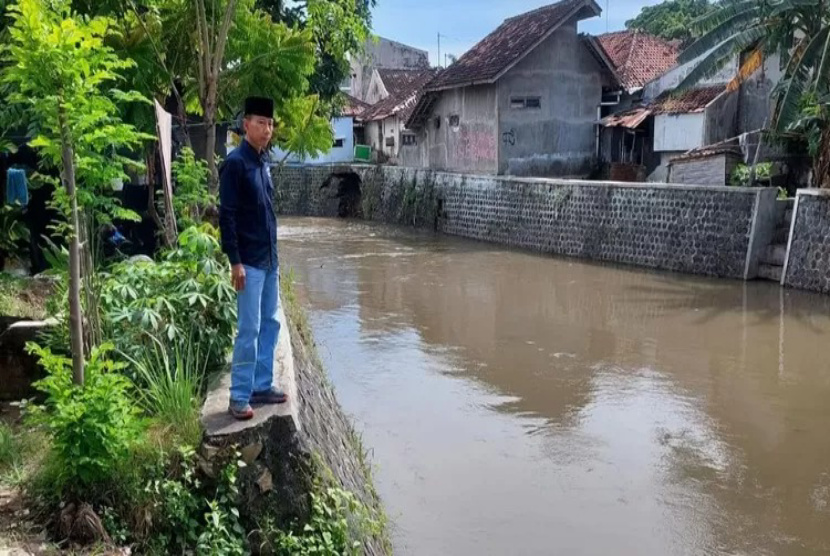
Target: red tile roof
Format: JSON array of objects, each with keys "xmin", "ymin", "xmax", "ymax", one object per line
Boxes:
[
  {"xmin": 594, "ymin": 30, "xmax": 680, "ymax": 90},
  {"xmin": 362, "ymin": 69, "xmax": 440, "ymax": 122},
  {"xmin": 427, "ymin": 0, "xmax": 601, "ymax": 91}
]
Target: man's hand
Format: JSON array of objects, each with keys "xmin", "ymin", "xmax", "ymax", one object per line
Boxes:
[{"xmin": 231, "ymin": 264, "xmax": 246, "ymax": 292}]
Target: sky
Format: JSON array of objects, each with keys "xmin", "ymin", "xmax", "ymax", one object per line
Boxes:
[{"xmin": 370, "ymin": 0, "xmax": 659, "ymax": 67}]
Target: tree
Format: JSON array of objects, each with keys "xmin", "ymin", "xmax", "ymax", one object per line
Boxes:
[
  {"xmin": 1, "ymin": 0, "xmax": 151, "ymax": 382},
  {"xmin": 256, "ymin": 0, "xmax": 375, "ymax": 109},
  {"xmin": 625, "ymin": 0, "xmax": 714, "ymax": 44},
  {"xmin": 676, "ymin": 0, "xmax": 830, "ymax": 187}
]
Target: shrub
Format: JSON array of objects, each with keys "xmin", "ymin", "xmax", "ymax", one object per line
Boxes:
[
  {"xmin": 26, "ymin": 343, "xmax": 145, "ymax": 500},
  {"xmin": 121, "ymin": 330, "xmax": 209, "ymax": 447},
  {"xmin": 99, "ymin": 224, "xmax": 236, "ymax": 374},
  {"xmin": 172, "ymin": 147, "xmax": 215, "ymax": 229}
]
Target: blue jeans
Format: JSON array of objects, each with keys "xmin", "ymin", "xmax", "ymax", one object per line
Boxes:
[{"xmin": 230, "ymin": 265, "xmax": 280, "ymax": 405}]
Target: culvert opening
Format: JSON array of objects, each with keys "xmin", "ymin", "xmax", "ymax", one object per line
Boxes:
[{"xmin": 321, "ymin": 172, "xmax": 362, "ymax": 218}]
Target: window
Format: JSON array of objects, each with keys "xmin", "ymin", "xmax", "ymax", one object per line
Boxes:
[
  {"xmin": 402, "ymin": 133, "xmax": 417, "ymax": 146},
  {"xmin": 385, "ymin": 135, "xmax": 395, "ymax": 147},
  {"xmin": 333, "ymin": 138, "xmax": 345, "ymax": 148},
  {"xmin": 449, "ymin": 115, "xmax": 460, "ymax": 128},
  {"xmin": 510, "ymin": 96, "xmax": 541, "ymax": 109}
]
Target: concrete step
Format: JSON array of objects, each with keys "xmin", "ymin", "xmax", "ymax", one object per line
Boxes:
[
  {"xmin": 758, "ymin": 263, "xmax": 784, "ymax": 282},
  {"xmin": 772, "ymin": 226, "xmax": 791, "ymax": 245},
  {"xmin": 760, "ymin": 244, "xmax": 788, "ymax": 266}
]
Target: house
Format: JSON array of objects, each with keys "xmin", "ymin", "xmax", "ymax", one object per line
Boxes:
[
  {"xmin": 360, "ymin": 68, "xmax": 439, "ymax": 161},
  {"xmin": 347, "ymin": 37, "xmax": 430, "ymax": 102},
  {"xmin": 582, "ymin": 30, "xmax": 680, "ymax": 178},
  {"xmin": 268, "ymin": 95, "xmax": 369, "ymax": 165},
  {"xmin": 404, "ymin": 0, "xmax": 619, "ymax": 177},
  {"xmin": 598, "ymin": 42, "xmax": 784, "ymax": 182}
]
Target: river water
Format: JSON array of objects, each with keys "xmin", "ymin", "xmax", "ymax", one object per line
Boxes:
[{"xmin": 278, "ymin": 217, "xmax": 830, "ymax": 556}]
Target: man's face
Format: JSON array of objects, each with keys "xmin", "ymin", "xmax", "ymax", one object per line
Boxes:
[{"xmin": 244, "ymin": 115, "xmax": 274, "ymax": 151}]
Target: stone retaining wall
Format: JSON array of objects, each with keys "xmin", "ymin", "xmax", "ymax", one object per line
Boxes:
[
  {"xmin": 783, "ymin": 190, "xmax": 830, "ymax": 293},
  {"xmin": 275, "ymin": 164, "xmax": 778, "ymax": 280}
]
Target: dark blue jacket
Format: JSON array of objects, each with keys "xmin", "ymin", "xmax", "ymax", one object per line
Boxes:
[{"xmin": 219, "ymin": 140, "xmax": 278, "ymax": 270}]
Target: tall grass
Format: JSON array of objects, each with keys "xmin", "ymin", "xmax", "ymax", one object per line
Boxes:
[
  {"xmin": 122, "ymin": 331, "xmax": 211, "ymax": 448},
  {"xmin": 0, "ymin": 422, "xmax": 20, "ymax": 470}
]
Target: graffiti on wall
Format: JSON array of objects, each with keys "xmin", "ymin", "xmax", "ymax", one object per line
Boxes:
[
  {"xmin": 454, "ymin": 126, "xmax": 497, "ymax": 163},
  {"xmin": 501, "ymin": 128, "xmax": 516, "ymax": 146}
]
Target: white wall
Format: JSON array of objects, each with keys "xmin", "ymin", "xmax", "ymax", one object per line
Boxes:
[
  {"xmin": 270, "ymin": 117, "xmax": 355, "ymax": 164},
  {"xmin": 654, "ymin": 113, "xmax": 705, "ymax": 152}
]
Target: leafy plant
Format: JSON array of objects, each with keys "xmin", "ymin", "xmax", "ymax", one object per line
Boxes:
[
  {"xmin": 144, "ymin": 447, "xmax": 245, "ymax": 554},
  {"xmin": 120, "ymin": 330, "xmax": 209, "ymax": 447},
  {"xmin": 98, "ymin": 225, "xmax": 235, "ymax": 371},
  {"xmin": 172, "ymin": 147, "xmax": 214, "ymax": 229},
  {"xmin": 730, "ymin": 162, "xmax": 773, "ymax": 187},
  {"xmin": 26, "ymin": 343, "xmax": 145, "ymax": 499},
  {"xmin": 625, "ymin": 0, "xmax": 713, "ymax": 43},
  {"xmin": 261, "ymin": 486, "xmax": 372, "ymax": 556},
  {"xmin": 0, "ymin": 203, "xmax": 29, "ymax": 265}
]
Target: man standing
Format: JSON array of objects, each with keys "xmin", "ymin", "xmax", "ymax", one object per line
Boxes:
[{"xmin": 219, "ymin": 96, "xmax": 287, "ymax": 420}]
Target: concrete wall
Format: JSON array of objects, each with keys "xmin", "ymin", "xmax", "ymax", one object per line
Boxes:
[
  {"xmin": 704, "ymin": 90, "xmax": 739, "ymax": 145},
  {"xmin": 276, "ymin": 164, "xmax": 776, "ymax": 280},
  {"xmin": 654, "ymin": 113, "xmax": 705, "ymax": 152},
  {"xmin": 416, "ymin": 85, "xmax": 500, "ymax": 174},
  {"xmin": 364, "ymin": 70, "xmax": 389, "ymax": 105},
  {"xmin": 496, "ymin": 20, "xmax": 605, "ymax": 177},
  {"xmin": 349, "ymin": 38, "xmax": 430, "ymax": 102},
  {"xmin": 783, "ymin": 190, "xmax": 830, "ymax": 293},
  {"xmin": 270, "ymin": 117, "xmax": 354, "ymax": 165},
  {"xmin": 643, "ymin": 51, "xmax": 738, "ymax": 102},
  {"xmin": 739, "ymin": 54, "xmax": 783, "ymax": 133},
  {"xmin": 669, "ymin": 156, "xmax": 728, "ymax": 186},
  {"xmin": 668, "ymin": 153, "xmax": 742, "ymax": 186}
]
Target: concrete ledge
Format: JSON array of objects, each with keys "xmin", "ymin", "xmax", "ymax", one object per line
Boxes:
[
  {"xmin": 0, "ymin": 319, "xmax": 55, "ymax": 401},
  {"xmin": 200, "ymin": 298, "xmax": 299, "ymax": 436}
]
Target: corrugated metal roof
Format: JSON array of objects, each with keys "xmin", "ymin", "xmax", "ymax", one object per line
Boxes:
[{"xmin": 601, "ymin": 107, "xmax": 652, "ymax": 128}]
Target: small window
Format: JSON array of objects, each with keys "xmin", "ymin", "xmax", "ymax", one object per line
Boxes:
[
  {"xmin": 333, "ymin": 138, "xmax": 345, "ymax": 148},
  {"xmin": 385, "ymin": 136, "xmax": 395, "ymax": 147},
  {"xmin": 449, "ymin": 115, "xmax": 460, "ymax": 127},
  {"xmin": 510, "ymin": 96, "xmax": 541, "ymax": 109},
  {"xmin": 402, "ymin": 133, "xmax": 417, "ymax": 146},
  {"xmin": 434, "ymin": 117, "xmax": 441, "ymax": 129}
]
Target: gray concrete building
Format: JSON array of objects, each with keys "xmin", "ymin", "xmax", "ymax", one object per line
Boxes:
[
  {"xmin": 348, "ymin": 37, "xmax": 430, "ymax": 103},
  {"xmin": 404, "ymin": 0, "xmax": 617, "ymax": 177}
]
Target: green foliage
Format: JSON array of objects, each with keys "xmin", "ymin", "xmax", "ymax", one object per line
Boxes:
[
  {"xmin": 98, "ymin": 224, "xmax": 236, "ymax": 371},
  {"xmin": 0, "ymin": 422, "xmax": 21, "ymax": 471},
  {"xmin": 258, "ymin": 0, "xmax": 375, "ymax": 106},
  {"xmin": 730, "ymin": 162, "xmax": 772, "ymax": 186},
  {"xmin": 0, "ymin": 203, "xmax": 30, "ymax": 262},
  {"xmin": 27, "ymin": 343, "xmax": 145, "ymax": 498},
  {"xmin": 144, "ymin": 447, "xmax": 246, "ymax": 554},
  {"xmin": 0, "ymin": 273, "xmax": 45, "ymax": 319},
  {"xmin": 261, "ymin": 486, "xmax": 375, "ymax": 556},
  {"xmin": 0, "ymin": 0, "xmax": 152, "ymax": 226},
  {"xmin": 172, "ymin": 147, "xmax": 214, "ymax": 229},
  {"xmin": 120, "ymin": 331, "xmax": 208, "ymax": 447},
  {"xmin": 625, "ymin": 0, "xmax": 714, "ymax": 43}
]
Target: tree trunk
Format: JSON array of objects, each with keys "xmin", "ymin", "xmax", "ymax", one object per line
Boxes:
[
  {"xmin": 58, "ymin": 107, "xmax": 85, "ymax": 385},
  {"xmin": 815, "ymin": 126, "xmax": 830, "ymax": 188},
  {"xmin": 205, "ymin": 109, "xmax": 218, "ymax": 193}
]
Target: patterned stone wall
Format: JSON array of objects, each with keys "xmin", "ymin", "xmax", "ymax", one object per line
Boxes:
[
  {"xmin": 275, "ymin": 165, "xmax": 773, "ymax": 279},
  {"xmin": 783, "ymin": 192, "xmax": 830, "ymax": 293}
]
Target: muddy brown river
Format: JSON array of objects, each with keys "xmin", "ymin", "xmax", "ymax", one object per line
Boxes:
[{"xmin": 278, "ymin": 217, "xmax": 830, "ymax": 556}]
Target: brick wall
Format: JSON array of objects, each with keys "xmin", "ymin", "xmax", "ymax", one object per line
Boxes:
[
  {"xmin": 783, "ymin": 191, "xmax": 830, "ymax": 293},
  {"xmin": 275, "ymin": 164, "xmax": 775, "ymax": 279}
]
